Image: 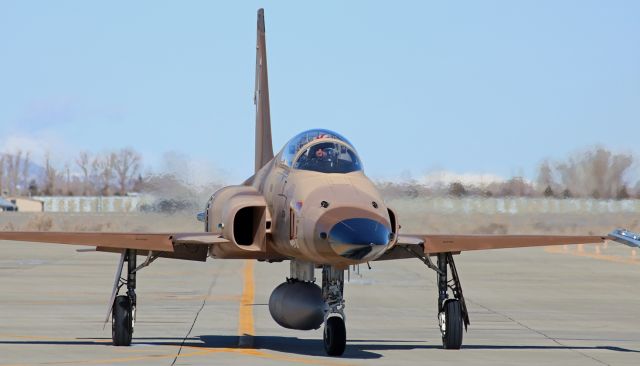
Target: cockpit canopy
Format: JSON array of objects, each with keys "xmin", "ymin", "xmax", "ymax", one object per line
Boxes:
[{"xmin": 280, "ymin": 129, "xmax": 363, "ymax": 174}]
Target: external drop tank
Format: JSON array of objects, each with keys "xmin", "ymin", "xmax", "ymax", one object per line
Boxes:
[{"xmin": 268, "ymin": 281, "xmax": 325, "ymax": 330}]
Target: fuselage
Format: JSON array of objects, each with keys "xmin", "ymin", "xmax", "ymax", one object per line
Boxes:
[{"xmin": 247, "ymin": 129, "xmax": 397, "ymax": 267}]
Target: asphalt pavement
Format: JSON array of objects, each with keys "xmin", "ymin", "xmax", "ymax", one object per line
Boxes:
[{"xmin": 0, "ymin": 240, "xmax": 638, "ymax": 365}]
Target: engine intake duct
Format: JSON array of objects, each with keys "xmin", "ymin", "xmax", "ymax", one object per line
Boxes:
[{"xmin": 234, "ymin": 206, "xmax": 265, "ymax": 246}]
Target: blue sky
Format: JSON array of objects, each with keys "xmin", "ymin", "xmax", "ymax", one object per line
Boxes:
[{"xmin": 1, "ymin": 1, "xmax": 638, "ymax": 183}]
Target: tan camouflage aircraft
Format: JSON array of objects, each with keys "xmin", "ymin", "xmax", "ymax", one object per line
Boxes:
[{"xmin": 1, "ymin": 8, "xmax": 639, "ymax": 357}]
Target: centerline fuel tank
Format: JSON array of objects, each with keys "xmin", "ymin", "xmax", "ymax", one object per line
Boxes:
[{"xmin": 268, "ymin": 281, "xmax": 325, "ymax": 330}]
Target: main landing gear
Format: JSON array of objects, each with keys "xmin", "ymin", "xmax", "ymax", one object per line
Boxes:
[
  {"xmin": 106, "ymin": 249, "xmax": 158, "ymax": 346},
  {"xmin": 403, "ymin": 247, "xmax": 470, "ymax": 349},
  {"xmin": 436, "ymin": 253, "xmax": 469, "ymax": 349},
  {"xmin": 322, "ymin": 265, "xmax": 346, "ymax": 356},
  {"xmin": 111, "ymin": 249, "xmax": 137, "ymax": 346}
]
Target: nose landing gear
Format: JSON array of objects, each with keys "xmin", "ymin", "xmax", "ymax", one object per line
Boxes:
[{"xmin": 322, "ymin": 265, "xmax": 346, "ymax": 356}]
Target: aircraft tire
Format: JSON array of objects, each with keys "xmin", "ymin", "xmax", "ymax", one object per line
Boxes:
[
  {"xmin": 112, "ymin": 295, "xmax": 133, "ymax": 346},
  {"xmin": 442, "ymin": 299, "xmax": 463, "ymax": 349},
  {"xmin": 323, "ymin": 316, "xmax": 346, "ymax": 356}
]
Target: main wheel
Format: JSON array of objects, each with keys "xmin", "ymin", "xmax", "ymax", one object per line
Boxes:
[
  {"xmin": 441, "ymin": 300, "xmax": 463, "ymax": 349},
  {"xmin": 112, "ymin": 295, "xmax": 134, "ymax": 346},
  {"xmin": 323, "ymin": 316, "xmax": 346, "ymax": 356}
]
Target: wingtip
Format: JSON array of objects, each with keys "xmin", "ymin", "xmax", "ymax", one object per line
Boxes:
[{"xmin": 608, "ymin": 228, "xmax": 640, "ymax": 248}]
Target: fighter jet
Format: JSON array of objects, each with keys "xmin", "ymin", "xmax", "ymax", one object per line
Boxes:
[{"xmin": 1, "ymin": 9, "xmax": 639, "ymax": 357}]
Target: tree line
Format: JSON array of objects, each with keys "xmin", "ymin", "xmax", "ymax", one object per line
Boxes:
[
  {"xmin": 1, "ymin": 146, "xmax": 637, "ymax": 200},
  {"xmin": 379, "ymin": 147, "xmax": 639, "ymax": 200},
  {"xmin": 0, "ymin": 148, "xmax": 141, "ymax": 197}
]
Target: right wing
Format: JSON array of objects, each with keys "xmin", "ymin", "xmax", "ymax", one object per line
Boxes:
[
  {"xmin": 0, "ymin": 231, "xmax": 227, "ymax": 250},
  {"xmin": 0, "ymin": 231, "xmax": 229, "ymax": 262}
]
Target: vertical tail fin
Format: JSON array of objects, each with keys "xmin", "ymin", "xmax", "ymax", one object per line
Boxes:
[{"xmin": 254, "ymin": 8, "xmax": 274, "ymax": 173}]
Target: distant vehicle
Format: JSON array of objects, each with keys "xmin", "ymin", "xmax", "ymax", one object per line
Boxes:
[
  {"xmin": 0, "ymin": 9, "xmax": 637, "ymax": 357},
  {"xmin": 0, "ymin": 197, "xmax": 17, "ymax": 211}
]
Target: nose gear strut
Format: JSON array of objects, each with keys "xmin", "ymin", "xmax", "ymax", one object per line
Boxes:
[{"xmin": 322, "ymin": 265, "xmax": 346, "ymax": 356}]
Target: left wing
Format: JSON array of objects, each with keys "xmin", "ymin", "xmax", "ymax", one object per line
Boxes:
[
  {"xmin": 410, "ymin": 234, "xmax": 606, "ymax": 253},
  {"xmin": 377, "ymin": 233, "xmax": 607, "ymax": 260}
]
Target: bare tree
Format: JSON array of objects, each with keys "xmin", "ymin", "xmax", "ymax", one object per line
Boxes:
[
  {"xmin": 63, "ymin": 162, "xmax": 72, "ymax": 195},
  {"xmin": 114, "ymin": 148, "xmax": 141, "ymax": 195},
  {"xmin": 10, "ymin": 150, "xmax": 22, "ymax": 195},
  {"xmin": 28, "ymin": 179, "xmax": 38, "ymax": 196},
  {"xmin": 42, "ymin": 152, "xmax": 58, "ymax": 196},
  {"xmin": 556, "ymin": 148, "xmax": 632, "ymax": 199},
  {"xmin": 76, "ymin": 151, "xmax": 91, "ymax": 196},
  {"xmin": 0, "ymin": 154, "xmax": 5, "ymax": 195},
  {"xmin": 95, "ymin": 153, "xmax": 116, "ymax": 196},
  {"xmin": 21, "ymin": 152, "xmax": 30, "ymax": 196},
  {"xmin": 3, "ymin": 151, "xmax": 22, "ymax": 196},
  {"xmin": 617, "ymin": 185, "xmax": 630, "ymax": 200},
  {"xmin": 448, "ymin": 182, "xmax": 467, "ymax": 197},
  {"xmin": 90, "ymin": 156, "xmax": 101, "ymax": 195},
  {"xmin": 536, "ymin": 159, "xmax": 555, "ymax": 196},
  {"xmin": 5, "ymin": 154, "xmax": 14, "ymax": 195}
]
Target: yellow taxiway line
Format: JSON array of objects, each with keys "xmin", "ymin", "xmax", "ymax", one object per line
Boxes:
[{"xmin": 238, "ymin": 259, "xmax": 256, "ymax": 347}]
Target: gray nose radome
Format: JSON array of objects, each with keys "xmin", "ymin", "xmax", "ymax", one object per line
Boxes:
[{"xmin": 328, "ymin": 218, "xmax": 391, "ymax": 260}]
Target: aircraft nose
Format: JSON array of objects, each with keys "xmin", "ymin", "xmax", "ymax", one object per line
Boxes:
[{"xmin": 328, "ymin": 218, "xmax": 391, "ymax": 260}]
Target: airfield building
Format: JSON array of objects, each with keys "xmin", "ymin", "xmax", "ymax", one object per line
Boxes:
[{"xmin": 7, "ymin": 197, "xmax": 44, "ymax": 212}]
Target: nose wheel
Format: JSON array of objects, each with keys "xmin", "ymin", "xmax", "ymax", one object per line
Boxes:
[{"xmin": 323, "ymin": 316, "xmax": 346, "ymax": 356}]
